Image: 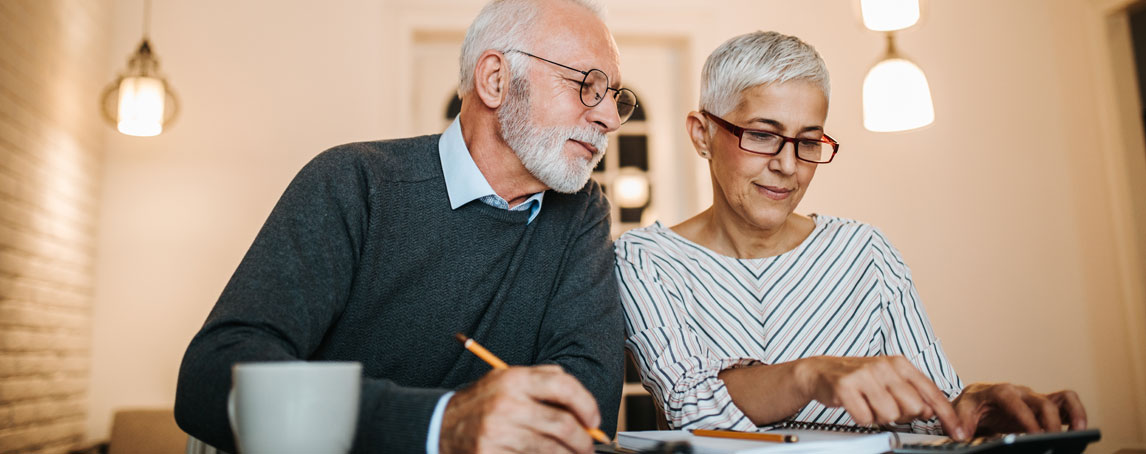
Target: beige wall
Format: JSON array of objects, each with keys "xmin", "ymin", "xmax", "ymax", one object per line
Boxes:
[
  {"xmin": 0, "ymin": 0, "xmax": 112, "ymax": 452},
  {"xmin": 84, "ymin": 0, "xmax": 1146, "ymax": 452},
  {"xmin": 87, "ymin": 0, "xmax": 399, "ymax": 444}
]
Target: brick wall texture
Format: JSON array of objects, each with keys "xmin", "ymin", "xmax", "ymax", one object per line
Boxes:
[{"xmin": 0, "ymin": 1, "xmax": 111, "ymax": 453}]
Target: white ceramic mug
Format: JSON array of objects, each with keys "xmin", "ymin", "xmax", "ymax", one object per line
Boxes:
[{"xmin": 228, "ymin": 361, "xmax": 361, "ymax": 454}]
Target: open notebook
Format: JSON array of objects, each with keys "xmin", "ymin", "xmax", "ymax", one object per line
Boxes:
[
  {"xmin": 617, "ymin": 427, "xmax": 896, "ymax": 454},
  {"xmin": 615, "ymin": 421, "xmax": 1101, "ymax": 454}
]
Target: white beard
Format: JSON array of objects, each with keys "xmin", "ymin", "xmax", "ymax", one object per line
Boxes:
[{"xmin": 497, "ymin": 75, "xmax": 608, "ymax": 193}]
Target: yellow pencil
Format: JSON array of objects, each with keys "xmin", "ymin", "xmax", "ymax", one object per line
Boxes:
[
  {"xmin": 692, "ymin": 429, "xmax": 798, "ymax": 443},
  {"xmin": 454, "ymin": 333, "xmax": 611, "ymax": 444}
]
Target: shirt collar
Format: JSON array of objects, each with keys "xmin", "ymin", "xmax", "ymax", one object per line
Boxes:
[{"xmin": 439, "ymin": 118, "xmax": 544, "ymax": 221}]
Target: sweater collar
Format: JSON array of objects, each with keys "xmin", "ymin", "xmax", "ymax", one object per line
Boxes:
[{"xmin": 439, "ymin": 118, "xmax": 545, "ymax": 222}]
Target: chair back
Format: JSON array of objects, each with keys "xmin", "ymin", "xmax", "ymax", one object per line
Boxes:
[{"xmin": 107, "ymin": 408, "xmax": 188, "ymax": 454}]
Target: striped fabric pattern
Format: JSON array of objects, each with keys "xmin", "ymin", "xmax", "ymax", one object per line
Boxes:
[{"xmin": 614, "ymin": 215, "xmax": 963, "ymax": 433}]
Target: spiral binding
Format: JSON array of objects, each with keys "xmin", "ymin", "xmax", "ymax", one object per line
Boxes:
[
  {"xmin": 767, "ymin": 420, "xmax": 904, "ymax": 448},
  {"xmin": 769, "ymin": 420, "xmax": 882, "ymax": 433}
]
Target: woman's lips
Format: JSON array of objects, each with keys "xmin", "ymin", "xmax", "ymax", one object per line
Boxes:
[{"xmin": 755, "ymin": 183, "xmax": 793, "ymax": 200}]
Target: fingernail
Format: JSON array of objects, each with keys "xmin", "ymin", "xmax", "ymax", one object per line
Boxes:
[{"xmin": 955, "ymin": 428, "xmax": 967, "ymax": 440}]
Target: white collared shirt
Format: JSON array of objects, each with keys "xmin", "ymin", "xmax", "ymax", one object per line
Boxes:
[{"xmin": 438, "ymin": 118, "xmax": 544, "ymax": 223}]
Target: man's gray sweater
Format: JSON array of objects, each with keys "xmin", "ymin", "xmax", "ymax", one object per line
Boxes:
[{"xmin": 174, "ymin": 134, "xmax": 624, "ymax": 453}]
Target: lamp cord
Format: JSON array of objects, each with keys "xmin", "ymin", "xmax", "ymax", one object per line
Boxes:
[
  {"xmin": 142, "ymin": 0, "xmax": 151, "ymax": 39},
  {"xmin": 884, "ymin": 32, "xmax": 899, "ymax": 59}
]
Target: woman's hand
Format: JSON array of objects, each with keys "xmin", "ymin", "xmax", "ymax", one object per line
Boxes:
[
  {"xmin": 795, "ymin": 355, "xmax": 968, "ymax": 440},
  {"xmin": 951, "ymin": 383, "xmax": 1086, "ymax": 436}
]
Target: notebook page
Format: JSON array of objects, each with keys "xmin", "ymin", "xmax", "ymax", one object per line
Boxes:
[{"xmin": 616, "ymin": 430, "xmax": 894, "ymax": 454}]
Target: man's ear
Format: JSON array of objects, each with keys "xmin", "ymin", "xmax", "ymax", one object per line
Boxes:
[
  {"xmin": 685, "ymin": 111, "xmax": 712, "ymax": 160},
  {"xmin": 472, "ymin": 50, "xmax": 509, "ymax": 109}
]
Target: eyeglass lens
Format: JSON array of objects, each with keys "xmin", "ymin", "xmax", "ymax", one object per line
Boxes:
[
  {"xmin": 580, "ymin": 69, "xmax": 637, "ymax": 123},
  {"xmin": 741, "ymin": 132, "xmax": 832, "ymax": 163}
]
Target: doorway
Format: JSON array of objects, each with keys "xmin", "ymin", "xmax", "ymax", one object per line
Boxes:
[{"xmin": 1129, "ymin": 3, "xmax": 1146, "ymax": 139}]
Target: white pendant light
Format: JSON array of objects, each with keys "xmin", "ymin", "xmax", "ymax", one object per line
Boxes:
[
  {"xmin": 862, "ymin": 34, "xmax": 934, "ymax": 132},
  {"xmin": 860, "ymin": 0, "xmax": 920, "ymax": 32},
  {"xmin": 101, "ymin": 0, "xmax": 179, "ymax": 137},
  {"xmin": 115, "ymin": 72, "xmax": 167, "ymax": 137},
  {"xmin": 613, "ymin": 167, "xmax": 650, "ymax": 209}
]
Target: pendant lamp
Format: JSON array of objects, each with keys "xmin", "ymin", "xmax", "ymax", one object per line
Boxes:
[
  {"xmin": 862, "ymin": 33, "xmax": 934, "ymax": 132},
  {"xmin": 100, "ymin": 0, "xmax": 179, "ymax": 137}
]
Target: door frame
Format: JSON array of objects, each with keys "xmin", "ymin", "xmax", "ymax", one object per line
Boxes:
[{"xmin": 1087, "ymin": 0, "xmax": 1146, "ymax": 438}]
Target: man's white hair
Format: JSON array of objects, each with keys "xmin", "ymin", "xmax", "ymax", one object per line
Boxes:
[
  {"xmin": 699, "ymin": 31, "xmax": 830, "ymax": 117},
  {"xmin": 457, "ymin": 0, "xmax": 604, "ymax": 97}
]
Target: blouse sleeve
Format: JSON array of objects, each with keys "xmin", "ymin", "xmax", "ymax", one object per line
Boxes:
[
  {"xmin": 870, "ymin": 228, "xmax": 965, "ymax": 434},
  {"xmin": 615, "ymin": 239, "xmax": 761, "ymax": 431}
]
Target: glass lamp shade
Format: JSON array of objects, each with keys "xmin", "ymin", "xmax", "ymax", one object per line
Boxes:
[
  {"xmin": 116, "ymin": 76, "xmax": 166, "ymax": 137},
  {"xmin": 862, "ymin": 57, "xmax": 934, "ymax": 132},
  {"xmin": 613, "ymin": 169, "xmax": 650, "ymax": 209},
  {"xmin": 101, "ymin": 38, "xmax": 179, "ymax": 137},
  {"xmin": 860, "ymin": 0, "xmax": 920, "ymax": 32}
]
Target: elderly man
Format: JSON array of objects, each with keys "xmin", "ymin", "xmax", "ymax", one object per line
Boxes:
[{"xmin": 174, "ymin": 1, "xmax": 637, "ymax": 453}]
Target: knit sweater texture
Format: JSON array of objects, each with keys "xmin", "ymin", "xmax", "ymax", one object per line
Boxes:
[{"xmin": 174, "ymin": 134, "xmax": 624, "ymax": 453}]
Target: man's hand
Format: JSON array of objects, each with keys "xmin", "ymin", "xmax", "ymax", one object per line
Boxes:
[
  {"xmin": 439, "ymin": 365, "xmax": 601, "ymax": 454},
  {"xmin": 796, "ymin": 355, "xmax": 968, "ymax": 440},
  {"xmin": 952, "ymin": 383, "xmax": 1087, "ymax": 436}
]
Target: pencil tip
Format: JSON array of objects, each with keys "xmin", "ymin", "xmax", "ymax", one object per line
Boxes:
[{"xmin": 454, "ymin": 333, "xmax": 468, "ymax": 344}]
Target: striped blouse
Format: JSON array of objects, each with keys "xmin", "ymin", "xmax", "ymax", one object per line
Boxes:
[{"xmin": 614, "ymin": 215, "xmax": 963, "ymax": 433}]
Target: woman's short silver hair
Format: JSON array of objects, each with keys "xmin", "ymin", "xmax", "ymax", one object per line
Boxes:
[
  {"xmin": 457, "ymin": 0, "xmax": 604, "ymax": 97},
  {"xmin": 699, "ymin": 31, "xmax": 830, "ymax": 117}
]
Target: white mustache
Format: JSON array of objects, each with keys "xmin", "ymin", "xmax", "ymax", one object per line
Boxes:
[{"xmin": 566, "ymin": 128, "xmax": 608, "ymax": 156}]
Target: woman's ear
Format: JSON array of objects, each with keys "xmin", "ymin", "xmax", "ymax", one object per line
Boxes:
[
  {"xmin": 686, "ymin": 112, "xmax": 712, "ymax": 160},
  {"xmin": 473, "ymin": 50, "xmax": 509, "ymax": 109}
]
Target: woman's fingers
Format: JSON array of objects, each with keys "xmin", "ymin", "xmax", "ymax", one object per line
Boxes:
[
  {"xmin": 1049, "ymin": 390, "xmax": 1087, "ymax": 430},
  {"xmin": 815, "ymin": 355, "xmax": 961, "ymax": 435}
]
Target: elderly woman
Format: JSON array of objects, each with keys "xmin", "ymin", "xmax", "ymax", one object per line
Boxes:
[{"xmin": 615, "ymin": 31, "xmax": 1086, "ymax": 441}]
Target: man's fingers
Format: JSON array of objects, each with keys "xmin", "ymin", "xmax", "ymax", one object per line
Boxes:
[
  {"xmin": 502, "ymin": 425, "xmax": 579, "ymax": 454},
  {"xmin": 517, "ymin": 403, "xmax": 594, "ymax": 454},
  {"xmin": 1050, "ymin": 390, "xmax": 1087, "ymax": 430},
  {"xmin": 455, "ymin": 370, "xmax": 594, "ymax": 454},
  {"xmin": 521, "ymin": 367, "xmax": 602, "ymax": 429}
]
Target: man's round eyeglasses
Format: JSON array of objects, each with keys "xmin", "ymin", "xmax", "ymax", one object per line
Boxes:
[
  {"xmin": 701, "ymin": 111, "xmax": 839, "ymax": 164},
  {"xmin": 506, "ymin": 49, "xmax": 639, "ymax": 124}
]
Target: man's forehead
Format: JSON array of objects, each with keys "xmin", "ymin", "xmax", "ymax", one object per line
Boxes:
[
  {"xmin": 564, "ymin": 46, "xmax": 621, "ymax": 78},
  {"xmin": 529, "ymin": 13, "xmax": 622, "ymax": 81}
]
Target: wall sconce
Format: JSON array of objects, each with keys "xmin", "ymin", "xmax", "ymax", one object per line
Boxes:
[
  {"xmin": 100, "ymin": 0, "xmax": 178, "ymax": 137},
  {"xmin": 613, "ymin": 168, "xmax": 650, "ymax": 209},
  {"xmin": 860, "ymin": 0, "xmax": 934, "ymax": 132}
]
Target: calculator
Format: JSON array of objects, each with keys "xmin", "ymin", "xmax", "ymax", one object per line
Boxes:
[{"xmin": 892, "ymin": 429, "xmax": 1101, "ymax": 454}]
